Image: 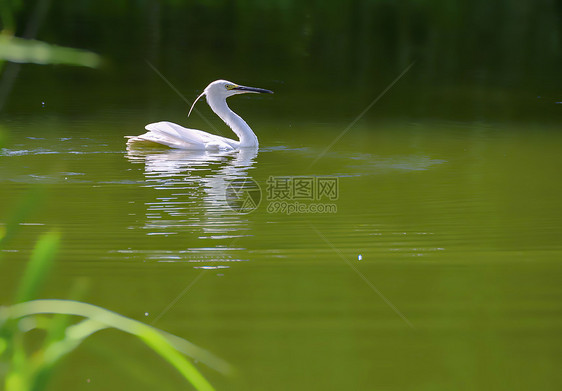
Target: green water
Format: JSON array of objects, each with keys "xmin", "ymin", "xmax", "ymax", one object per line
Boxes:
[
  {"xmin": 2, "ymin": 0, "xmax": 562, "ymax": 388},
  {"xmin": 1, "ymin": 108, "xmax": 561, "ymax": 389}
]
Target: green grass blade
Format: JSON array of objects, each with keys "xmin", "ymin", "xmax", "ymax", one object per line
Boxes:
[
  {"xmin": 45, "ymin": 278, "xmax": 89, "ymax": 344},
  {"xmin": 5, "ymin": 299, "xmax": 229, "ymax": 391},
  {"xmin": 14, "ymin": 231, "xmax": 60, "ymax": 303},
  {"xmin": 29, "ymin": 320, "xmax": 108, "ymax": 391},
  {"xmin": 137, "ymin": 329, "xmax": 215, "ymax": 391}
]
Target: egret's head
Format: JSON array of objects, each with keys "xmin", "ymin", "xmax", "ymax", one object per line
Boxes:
[{"xmin": 188, "ymin": 80, "xmax": 273, "ymax": 117}]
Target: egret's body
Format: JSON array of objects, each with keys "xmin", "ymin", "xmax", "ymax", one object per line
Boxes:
[{"xmin": 126, "ymin": 80, "xmax": 272, "ymax": 151}]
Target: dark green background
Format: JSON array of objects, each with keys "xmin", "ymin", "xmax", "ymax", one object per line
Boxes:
[{"xmin": 4, "ymin": 0, "xmax": 562, "ymax": 122}]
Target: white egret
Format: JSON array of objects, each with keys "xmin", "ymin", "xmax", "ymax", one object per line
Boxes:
[{"xmin": 126, "ymin": 80, "xmax": 273, "ymax": 151}]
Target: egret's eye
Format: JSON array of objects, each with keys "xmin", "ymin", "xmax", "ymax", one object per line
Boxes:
[{"xmin": 225, "ymin": 84, "xmax": 235, "ymax": 90}]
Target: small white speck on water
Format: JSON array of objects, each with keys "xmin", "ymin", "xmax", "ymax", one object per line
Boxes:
[
  {"xmin": 358, "ymin": 254, "xmax": 362, "ymax": 261},
  {"xmin": 144, "ymin": 312, "xmax": 149, "ymax": 316},
  {"xmin": 41, "ymin": 101, "xmax": 45, "ymax": 107}
]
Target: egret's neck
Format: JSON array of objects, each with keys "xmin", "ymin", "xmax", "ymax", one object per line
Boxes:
[{"xmin": 207, "ymin": 95, "xmax": 258, "ymax": 148}]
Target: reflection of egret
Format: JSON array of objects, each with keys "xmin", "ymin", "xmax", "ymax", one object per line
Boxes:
[
  {"xmin": 126, "ymin": 148, "xmax": 259, "ymax": 217},
  {"xmin": 125, "ymin": 149, "xmax": 259, "ymax": 265},
  {"xmin": 126, "ymin": 80, "xmax": 273, "ymax": 151}
]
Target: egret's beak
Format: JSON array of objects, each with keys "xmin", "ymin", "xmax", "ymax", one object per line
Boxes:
[
  {"xmin": 188, "ymin": 83, "xmax": 273, "ymax": 118},
  {"xmin": 233, "ymin": 85, "xmax": 274, "ymax": 94}
]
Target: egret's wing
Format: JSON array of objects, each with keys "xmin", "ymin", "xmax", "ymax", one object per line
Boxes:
[
  {"xmin": 126, "ymin": 131, "xmax": 198, "ymax": 150},
  {"xmin": 126, "ymin": 121, "xmax": 237, "ymax": 150},
  {"xmin": 150, "ymin": 122, "xmax": 240, "ymax": 149},
  {"xmin": 145, "ymin": 121, "xmax": 210, "ymax": 146}
]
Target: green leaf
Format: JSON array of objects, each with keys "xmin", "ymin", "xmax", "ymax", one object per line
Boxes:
[
  {"xmin": 14, "ymin": 231, "xmax": 60, "ymax": 303},
  {"xmin": 5, "ymin": 299, "xmax": 233, "ymax": 390},
  {"xmin": 0, "ymin": 35, "xmax": 100, "ymax": 68}
]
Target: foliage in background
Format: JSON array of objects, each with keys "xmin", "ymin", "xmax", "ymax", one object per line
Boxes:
[
  {"xmin": 0, "ymin": 0, "xmax": 100, "ymax": 68},
  {"xmin": 2, "ymin": 0, "xmax": 560, "ymax": 122},
  {"xmin": 0, "ymin": 35, "xmax": 100, "ymax": 68},
  {"xmin": 0, "ymin": 0, "xmax": 100, "ymax": 111},
  {"xmin": 34, "ymin": 0, "xmax": 561, "ymax": 90}
]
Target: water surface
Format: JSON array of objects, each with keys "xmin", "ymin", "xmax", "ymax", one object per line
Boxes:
[{"xmin": 1, "ymin": 115, "xmax": 561, "ymax": 390}]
